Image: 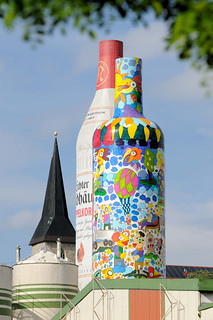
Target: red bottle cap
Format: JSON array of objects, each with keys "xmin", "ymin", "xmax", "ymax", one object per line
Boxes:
[{"xmin": 96, "ymin": 40, "xmax": 123, "ymax": 90}]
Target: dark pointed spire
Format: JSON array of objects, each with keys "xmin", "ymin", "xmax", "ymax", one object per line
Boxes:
[{"xmin": 29, "ymin": 133, "xmax": 75, "ymax": 246}]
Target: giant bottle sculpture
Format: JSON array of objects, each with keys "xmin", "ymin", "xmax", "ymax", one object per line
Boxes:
[
  {"xmin": 76, "ymin": 40, "xmax": 123, "ymax": 289},
  {"xmin": 92, "ymin": 57, "xmax": 165, "ymax": 280}
]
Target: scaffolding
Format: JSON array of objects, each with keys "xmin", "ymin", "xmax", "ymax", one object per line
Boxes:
[
  {"xmin": 160, "ymin": 284, "xmax": 185, "ymax": 320},
  {"xmin": 60, "ymin": 293, "xmax": 80, "ymax": 320},
  {"xmin": 92, "ymin": 278, "xmax": 114, "ymax": 320}
]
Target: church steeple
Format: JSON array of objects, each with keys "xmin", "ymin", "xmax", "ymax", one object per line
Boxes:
[{"xmin": 29, "ymin": 133, "xmax": 75, "ymax": 257}]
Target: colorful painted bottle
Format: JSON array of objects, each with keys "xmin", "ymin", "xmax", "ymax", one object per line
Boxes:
[
  {"xmin": 92, "ymin": 57, "xmax": 165, "ymax": 280},
  {"xmin": 76, "ymin": 40, "xmax": 123, "ymax": 290}
]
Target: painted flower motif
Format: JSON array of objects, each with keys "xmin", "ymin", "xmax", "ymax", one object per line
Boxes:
[
  {"xmin": 102, "ymin": 253, "xmax": 109, "ymax": 264},
  {"xmin": 144, "ymin": 260, "xmax": 150, "ymax": 268},
  {"xmin": 94, "ymin": 255, "xmax": 98, "ymax": 261},
  {"xmin": 157, "ymin": 260, "xmax": 161, "ymax": 266},
  {"xmin": 109, "ymin": 254, "xmax": 113, "ymax": 260},
  {"xmin": 151, "ymin": 259, "xmax": 156, "ymax": 266},
  {"xmin": 126, "ymin": 257, "xmax": 131, "ymax": 263},
  {"xmin": 94, "ymin": 262, "xmax": 98, "ymax": 269},
  {"xmin": 98, "ymin": 253, "xmax": 101, "ymax": 260}
]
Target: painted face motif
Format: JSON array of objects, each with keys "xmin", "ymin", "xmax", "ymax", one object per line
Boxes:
[
  {"xmin": 133, "ymin": 233, "xmax": 145, "ymax": 249},
  {"xmin": 112, "ymin": 230, "xmax": 130, "ymax": 247},
  {"xmin": 100, "ymin": 204, "xmax": 111, "ymax": 215},
  {"xmin": 153, "ymin": 205, "xmax": 162, "ymax": 216}
]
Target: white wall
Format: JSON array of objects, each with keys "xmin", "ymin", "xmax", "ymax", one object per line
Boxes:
[
  {"xmin": 164, "ymin": 290, "xmax": 200, "ymax": 320},
  {"xmin": 65, "ymin": 289, "xmax": 129, "ymax": 320}
]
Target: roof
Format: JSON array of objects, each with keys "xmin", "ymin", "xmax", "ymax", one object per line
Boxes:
[
  {"xmin": 29, "ymin": 137, "xmax": 75, "ymax": 246},
  {"xmin": 166, "ymin": 265, "xmax": 213, "ymax": 278},
  {"xmin": 17, "ymin": 246, "xmax": 70, "ymax": 264},
  {"xmin": 51, "ymin": 278, "xmax": 213, "ymax": 320}
]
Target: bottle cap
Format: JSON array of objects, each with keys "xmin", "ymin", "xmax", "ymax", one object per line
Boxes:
[{"xmin": 96, "ymin": 40, "xmax": 123, "ymax": 90}]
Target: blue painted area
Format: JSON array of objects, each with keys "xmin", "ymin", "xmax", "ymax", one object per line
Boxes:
[
  {"xmin": 147, "ymin": 189, "xmax": 153, "ymax": 196},
  {"xmin": 105, "ymin": 162, "xmax": 110, "ymax": 169},
  {"xmin": 139, "ymin": 202, "xmax": 146, "ymax": 210},
  {"xmin": 108, "ymin": 185, "xmax": 113, "ymax": 194},
  {"xmin": 110, "ymin": 156, "xmax": 118, "ymax": 165},
  {"xmin": 132, "ymin": 224, "xmax": 137, "ymax": 228},
  {"xmin": 104, "ymin": 195, "xmax": 109, "ymax": 201},
  {"xmin": 113, "ymin": 201, "xmax": 120, "ymax": 206},
  {"xmin": 112, "ymin": 167, "xmax": 118, "ymax": 172},
  {"xmin": 113, "ymin": 147, "xmax": 123, "ymax": 155},
  {"xmin": 132, "ymin": 210, "xmax": 139, "ymax": 215},
  {"xmin": 98, "ymin": 197, "xmax": 103, "ymax": 203},
  {"xmin": 131, "ymin": 204, "xmax": 137, "ymax": 209},
  {"xmin": 132, "ymin": 216, "xmax": 138, "ymax": 222},
  {"xmin": 129, "ymin": 59, "xmax": 136, "ymax": 66},
  {"xmin": 110, "ymin": 194, "xmax": 117, "ymax": 200},
  {"xmin": 122, "ymin": 63, "xmax": 128, "ymax": 70},
  {"xmin": 152, "ymin": 195, "xmax": 157, "ymax": 202},
  {"xmin": 116, "ymin": 209, "xmax": 122, "ymax": 213},
  {"xmin": 107, "ymin": 173, "xmax": 114, "ymax": 181}
]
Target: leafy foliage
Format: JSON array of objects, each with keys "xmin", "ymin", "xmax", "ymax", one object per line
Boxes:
[
  {"xmin": 187, "ymin": 270, "xmax": 213, "ymax": 279},
  {"xmin": 0, "ymin": 0, "xmax": 213, "ymax": 70}
]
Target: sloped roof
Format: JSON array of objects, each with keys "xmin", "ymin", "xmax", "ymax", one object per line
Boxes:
[
  {"xmin": 166, "ymin": 265, "xmax": 213, "ymax": 278},
  {"xmin": 18, "ymin": 246, "xmax": 70, "ymax": 264},
  {"xmin": 29, "ymin": 137, "xmax": 75, "ymax": 246}
]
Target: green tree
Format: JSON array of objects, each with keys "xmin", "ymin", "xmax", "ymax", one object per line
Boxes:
[
  {"xmin": 144, "ymin": 148, "xmax": 154, "ymax": 181},
  {"xmin": 1, "ymin": 0, "xmax": 213, "ymax": 71},
  {"xmin": 187, "ymin": 270, "xmax": 213, "ymax": 279}
]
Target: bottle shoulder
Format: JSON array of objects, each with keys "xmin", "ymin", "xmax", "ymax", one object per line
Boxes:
[
  {"xmin": 89, "ymin": 88, "xmax": 115, "ymax": 109},
  {"xmin": 95, "ymin": 116, "xmax": 163, "ymax": 132},
  {"xmin": 93, "ymin": 116, "xmax": 164, "ymax": 150},
  {"xmin": 76, "ymin": 88, "xmax": 115, "ymax": 147}
]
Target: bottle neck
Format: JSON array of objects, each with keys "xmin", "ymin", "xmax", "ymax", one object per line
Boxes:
[
  {"xmin": 113, "ymin": 57, "xmax": 143, "ymax": 118},
  {"xmin": 96, "ymin": 40, "xmax": 123, "ymax": 91}
]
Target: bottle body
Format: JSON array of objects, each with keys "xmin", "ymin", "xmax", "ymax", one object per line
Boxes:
[
  {"xmin": 92, "ymin": 58, "xmax": 165, "ymax": 280},
  {"xmin": 76, "ymin": 40, "xmax": 123, "ymax": 290}
]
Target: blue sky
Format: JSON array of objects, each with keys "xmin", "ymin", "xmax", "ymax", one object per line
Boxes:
[{"xmin": 0, "ymin": 17, "xmax": 213, "ymax": 267}]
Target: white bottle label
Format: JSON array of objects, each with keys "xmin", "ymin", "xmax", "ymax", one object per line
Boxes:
[{"xmin": 76, "ymin": 89, "xmax": 114, "ymax": 290}]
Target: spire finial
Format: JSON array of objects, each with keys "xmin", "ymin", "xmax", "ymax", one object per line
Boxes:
[{"xmin": 54, "ymin": 131, "xmax": 58, "ymax": 137}]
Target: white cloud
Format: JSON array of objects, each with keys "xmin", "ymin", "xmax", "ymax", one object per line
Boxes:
[
  {"xmin": 1, "ymin": 209, "xmax": 41, "ymax": 230},
  {"xmin": 167, "ymin": 224, "xmax": 213, "ymax": 267},
  {"xmin": 166, "ymin": 201, "xmax": 213, "ymax": 266},
  {"xmin": 73, "ymin": 40, "xmax": 99, "ymax": 75},
  {"xmin": 123, "ymin": 22, "xmax": 167, "ymax": 59},
  {"xmin": 72, "ymin": 21, "xmax": 168, "ymax": 75},
  {"xmin": 153, "ymin": 69, "xmax": 213, "ymax": 101},
  {"xmin": 198, "ymin": 127, "xmax": 213, "ymax": 138}
]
